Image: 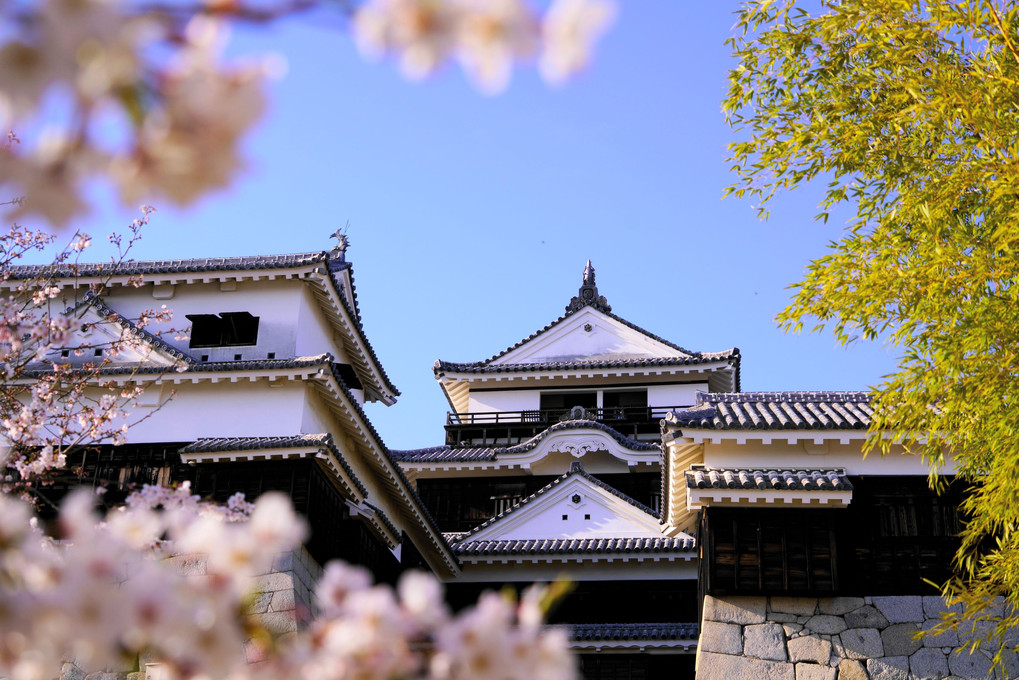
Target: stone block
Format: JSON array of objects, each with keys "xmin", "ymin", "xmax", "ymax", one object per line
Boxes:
[
  {"xmin": 845, "ymin": 605, "xmax": 889, "ymax": 630},
  {"xmin": 772, "ymin": 597, "xmax": 818, "ymax": 616},
  {"xmin": 818, "ymin": 597, "xmax": 865, "ymax": 616},
  {"xmin": 995, "ymin": 649, "xmax": 1019, "ymax": 679},
  {"xmin": 270, "ymin": 588, "xmax": 296, "ymax": 613},
  {"xmin": 920, "ymin": 618, "xmax": 959, "ymax": 648},
  {"xmin": 250, "ymin": 571, "xmax": 294, "ymax": 593},
  {"xmin": 255, "ymin": 611, "xmax": 298, "ymax": 634},
  {"xmin": 836, "ymin": 659, "xmax": 868, "ymax": 680},
  {"xmin": 923, "ymin": 595, "xmax": 964, "ymax": 619},
  {"xmin": 784, "ymin": 624, "xmax": 804, "ymax": 636},
  {"xmin": 125, "ymin": 674, "xmax": 142, "ymax": 680},
  {"xmin": 788, "ymin": 636, "xmax": 831, "ymax": 664},
  {"xmin": 771, "ymin": 613, "xmax": 799, "ymax": 623},
  {"xmin": 794, "ymin": 663, "xmax": 835, "ymax": 680},
  {"xmin": 881, "ymin": 622, "xmax": 922, "ymax": 657},
  {"xmin": 872, "ymin": 596, "xmax": 924, "ymax": 623},
  {"xmin": 166, "ymin": 553, "xmax": 207, "ymax": 576},
  {"xmin": 744, "ymin": 622, "xmax": 788, "ymax": 661},
  {"xmin": 910, "ymin": 648, "xmax": 949, "ymax": 679},
  {"xmin": 948, "ymin": 649, "xmax": 993, "ymax": 679},
  {"xmin": 700, "ymin": 621, "xmax": 743, "ymax": 655},
  {"xmin": 697, "ymin": 651, "xmax": 795, "ymax": 680},
  {"xmin": 866, "ymin": 656, "xmax": 909, "ymax": 680},
  {"xmin": 60, "ymin": 663, "xmax": 85, "ymax": 680},
  {"xmin": 272, "ymin": 551, "xmax": 295, "ymax": 572},
  {"xmin": 85, "ymin": 674, "xmax": 125, "ymax": 680},
  {"xmin": 805, "ymin": 615, "xmax": 847, "ymax": 635},
  {"xmin": 840, "ymin": 628, "xmax": 883, "ymax": 659},
  {"xmin": 247, "ymin": 591, "xmax": 273, "ymax": 614},
  {"xmin": 704, "ymin": 596, "xmax": 767, "ymax": 625}
]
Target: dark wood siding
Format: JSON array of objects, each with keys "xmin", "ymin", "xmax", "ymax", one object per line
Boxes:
[{"xmin": 700, "ymin": 476, "xmax": 964, "ymax": 598}]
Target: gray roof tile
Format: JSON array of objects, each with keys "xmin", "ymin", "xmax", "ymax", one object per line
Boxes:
[
  {"xmin": 685, "ymin": 466, "xmax": 853, "ymax": 491},
  {"xmin": 434, "ymin": 351, "xmax": 740, "ymax": 376},
  {"xmin": 391, "ymin": 419, "xmax": 659, "ymax": 463},
  {"xmin": 179, "ymin": 433, "xmax": 369, "ymax": 497},
  {"xmin": 561, "ymin": 622, "xmax": 699, "ymax": 642},
  {"xmin": 667, "ymin": 391, "xmax": 873, "ymax": 431},
  {"xmin": 453, "ymin": 536, "xmax": 696, "ymax": 555}
]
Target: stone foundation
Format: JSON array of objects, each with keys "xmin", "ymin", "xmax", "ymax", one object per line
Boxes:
[{"xmin": 696, "ymin": 595, "xmax": 1019, "ymax": 680}]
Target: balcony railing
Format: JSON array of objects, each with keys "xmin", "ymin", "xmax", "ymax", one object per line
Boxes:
[{"xmin": 443, "ymin": 405, "xmax": 689, "ymax": 446}]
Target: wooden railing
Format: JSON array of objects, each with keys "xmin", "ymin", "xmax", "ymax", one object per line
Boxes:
[{"xmin": 443, "ymin": 405, "xmax": 689, "ymax": 446}]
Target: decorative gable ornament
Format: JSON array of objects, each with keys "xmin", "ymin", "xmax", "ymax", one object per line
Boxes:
[{"xmin": 566, "ymin": 260, "xmax": 611, "ymax": 313}]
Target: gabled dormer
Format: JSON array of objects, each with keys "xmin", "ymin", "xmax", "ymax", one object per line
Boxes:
[{"xmin": 433, "ymin": 262, "xmax": 740, "ymax": 446}]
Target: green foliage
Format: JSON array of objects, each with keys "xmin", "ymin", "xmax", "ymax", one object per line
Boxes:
[{"xmin": 725, "ymin": 0, "xmax": 1019, "ymax": 665}]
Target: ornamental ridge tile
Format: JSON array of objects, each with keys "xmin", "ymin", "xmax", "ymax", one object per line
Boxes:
[
  {"xmin": 666, "ymin": 391, "xmax": 873, "ymax": 431},
  {"xmin": 450, "ymin": 460, "xmax": 661, "ymax": 543},
  {"xmin": 390, "ymin": 419, "xmax": 659, "ymax": 463},
  {"xmin": 179, "ymin": 433, "xmax": 369, "ymax": 497},
  {"xmin": 684, "ymin": 465, "xmax": 854, "ymax": 492}
]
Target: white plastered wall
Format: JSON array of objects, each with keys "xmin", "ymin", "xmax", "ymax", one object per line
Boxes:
[
  {"xmin": 96, "ymin": 280, "xmax": 302, "ymax": 362},
  {"xmin": 117, "ymin": 380, "xmax": 307, "ymax": 443},
  {"xmin": 647, "ymin": 383, "xmax": 706, "ymax": 408},
  {"xmin": 701, "ymin": 438, "xmax": 959, "ymax": 475}
]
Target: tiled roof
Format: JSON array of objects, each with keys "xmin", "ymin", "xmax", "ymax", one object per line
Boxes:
[
  {"xmin": 454, "ymin": 461, "xmax": 660, "ymax": 542},
  {"xmin": 433, "ymin": 263, "xmax": 739, "ymax": 385},
  {"xmin": 75, "ymin": 292, "xmax": 194, "ymax": 364},
  {"xmin": 6, "ymin": 250, "xmax": 399, "ymax": 397},
  {"xmin": 686, "ymin": 466, "xmax": 853, "ymax": 492},
  {"xmin": 561, "ymin": 622, "xmax": 699, "ymax": 642},
  {"xmin": 5, "ymin": 252, "xmax": 331, "ymax": 279},
  {"xmin": 364, "ymin": 501, "xmax": 401, "ymax": 540},
  {"xmin": 452, "ymin": 536, "xmax": 696, "ymax": 555},
  {"xmin": 434, "ymin": 350, "xmax": 740, "ymax": 375},
  {"xmin": 179, "ymin": 433, "xmax": 369, "ymax": 497},
  {"xmin": 391, "ymin": 419, "xmax": 659, "ymax": 463},
  {"xmin": 666, "ymin": 391, "xmax": 873, "ymax": 430}
]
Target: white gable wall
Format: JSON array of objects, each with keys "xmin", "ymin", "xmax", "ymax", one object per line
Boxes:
[
  {"xmin": 294, "ymin": 285, "xmax": 352, "ymax": 363},
  {"xmin": 467, "ymin": 389, "xmax": 541, "ymax": 414},
  {"xmin": 469, "ymin": 475, "xmax": 664, "ymax": 541},
  {"xmin": 491, "ymin": 307, "xmax": 685, "ymax": 365}
]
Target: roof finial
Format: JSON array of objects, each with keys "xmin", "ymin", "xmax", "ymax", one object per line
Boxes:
[
  {"xmin": 566, "ymin": 259, "xmax": 611, "ymax": 314},
  {"xmin": 330, "ymin": 223, "xmax": 350, "ymax": 260}
]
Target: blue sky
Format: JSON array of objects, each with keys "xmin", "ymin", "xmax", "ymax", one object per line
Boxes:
[{"xmin": 56, "ymin": 4, "xmax": 897, "ymax": 449}]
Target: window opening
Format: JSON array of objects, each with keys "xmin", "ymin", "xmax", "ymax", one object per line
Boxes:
[{"xmin": 186, "ymin": 312, "xmax": 259, "ymax": 348}]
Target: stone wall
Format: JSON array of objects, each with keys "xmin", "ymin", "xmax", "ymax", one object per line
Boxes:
[
  {"xmin": 696, "ymin": 595, "xmax": 1019, "ymax": 680},
  {"xmin": 246, "ymin": 547, "xmax": 323, "ymax": 636}
]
